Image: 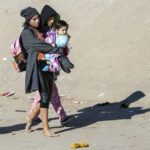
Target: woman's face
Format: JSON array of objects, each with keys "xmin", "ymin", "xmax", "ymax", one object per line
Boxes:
[
  {"xmin": 47, "ymin": 16, "xmax": 55, "ymax": 27},
  {"xmin": 29, "ymin": 14, "xmax": 40, "ymax": 28}
]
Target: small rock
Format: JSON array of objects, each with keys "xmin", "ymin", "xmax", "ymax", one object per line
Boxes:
[{"xmin": 120, "ymin": 133, "xmax": 125, "ymax": 136}]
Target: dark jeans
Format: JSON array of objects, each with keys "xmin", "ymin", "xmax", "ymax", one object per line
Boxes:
[{"xmin": 37, "ymin": 60, "xmax": 53, "ymax": 108}]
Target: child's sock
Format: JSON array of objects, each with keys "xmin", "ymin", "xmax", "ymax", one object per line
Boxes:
[{"xmin": 42, "ymin": 65, "xmax": 50, "ymax": 71}]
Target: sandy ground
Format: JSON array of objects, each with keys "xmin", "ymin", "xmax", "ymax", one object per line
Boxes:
[{"xmin": 0, "ymin": 0, "xmax": 150, "ymax": 149}]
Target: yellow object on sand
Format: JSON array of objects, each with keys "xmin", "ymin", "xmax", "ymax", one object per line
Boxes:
[{"xmin": 70, "ymin": 143, "xmax": 89, "ymax": 148}]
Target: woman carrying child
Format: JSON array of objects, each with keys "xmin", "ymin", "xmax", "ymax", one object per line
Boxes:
[
  {"xmin": 20, "ymin": 7, "xmax": 63, "ymax": 137},
  {"xmin": 28, "ymin": 5, "xmax": 74, "ymax": 129}
]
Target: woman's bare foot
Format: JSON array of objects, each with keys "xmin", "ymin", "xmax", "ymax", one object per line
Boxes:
[
  {"xmin": 42, "ymin": 130, "xmax": 59, "ymax": 137},
  {"xmin": 25, "ymin": 116, "xmax": 32, "ymax": 133}
]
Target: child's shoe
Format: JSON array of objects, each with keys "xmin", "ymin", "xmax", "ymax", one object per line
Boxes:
[{"xmin": 61, "ymin": 115, "xmax": 75, "ymax": 126}]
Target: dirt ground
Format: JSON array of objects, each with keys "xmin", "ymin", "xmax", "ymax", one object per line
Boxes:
[{"xmin": 0, "ymin": 0, "xmax": 150, "ymax": 149}]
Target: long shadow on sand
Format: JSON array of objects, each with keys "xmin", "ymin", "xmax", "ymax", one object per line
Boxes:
[
  {"xmin": 0, "ymin": 117, "xmax": 58, "ymax": 135},
  {"xmin": 0, "ymin": 91, "xmax": 149, "ymax": 135},
  {"xmin": 55, "ymin": 91, "xmax": 150, "ymax": 134}
]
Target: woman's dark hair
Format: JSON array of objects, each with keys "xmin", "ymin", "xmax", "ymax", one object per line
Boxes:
[
  {"xmin": 55, "ymin": 20, "xmax": 68, "ymax": 30},
  {"xmin": 23, "ymin": 21, "xmax": 30, "ymax": 28}
]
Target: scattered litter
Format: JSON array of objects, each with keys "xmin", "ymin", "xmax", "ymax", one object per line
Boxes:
[
  {"xmin": 28, "ymin": 96, "xmax": 35, "ymax": 100},
  {"xmin": 59, "ymin": 94, "xmax": 67, "ymax": 98},
  {"xmin": 68, "ymin": 75, "xmax": 72, "ymax": 80},
  {"xmin": 70, "ymin": 143, "xmax": 89, "ymax": 148},
  {"xmin": 13, "ymin": 97, "xmax": 19, "ymax": 100},
  {"xmin": 0, "ymin": 91, "xmax": 15, "ymax": 97},
  {"xmin": 128, "ymin": 110, "xmax": 134, "ymax": 113},
  {"xmin": 1, "ymin": 92, "xmax": 9, "ymax": 97},
  {"xmin": 73, "ymin": 101, "xmax": 84, "ymax": 104},
  {"xmin": 58, "ymin": 76, "xmax": 65, "ymax": 81},
  {"xmin": 6, "ymin": 91, "xmax": 15, "ymax": 97},
  {"xmin": 2, "ymin": 57, "xmax": 7, "ymax": 61},
  {"xmin": 73, "ymin": 101, "xmax": 79, "ymax": 104},
  {"xmin": 98, "ymin": 93, "xmax": 104, "ymax": 97},
  {"xmin": 15, "ymin": 110, "xmax": 26, "ymax": 112}
]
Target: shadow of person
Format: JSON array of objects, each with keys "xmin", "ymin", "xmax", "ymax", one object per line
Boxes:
[
  {"xmin": 0, "ymin": 117, "xmax": 59, "ymax": 135},
  {"xmin": 0, "ymin": 91, "xmax": 148, "ymax": 135},
  {"xmin": 0, "ymin": 123, "xmax": 26, "ymax": 134},
  {"xmin": 56, "ymin": 91, "xmax": 150, "ymax": 134},
  {"xmin": 119, "ymin": 91, "xmax": 145, "ymax": 108}
]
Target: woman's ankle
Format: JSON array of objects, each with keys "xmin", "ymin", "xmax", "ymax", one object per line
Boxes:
[{"xmin": 43, "ymin": 128, "xmax": 50, "ymax": 132}]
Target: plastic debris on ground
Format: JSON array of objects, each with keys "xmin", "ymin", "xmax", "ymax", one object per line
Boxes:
[
  {"xmin": 28, "ymin": 96, "xmax": 35, "ymax": 100},
  {"xmin": 73, "ymin": 101, "xmax": 84, "ymax": 104},
  {"xmin": 70, "ymin": 143, "xmax": 89, "ymax": 148},
  {"xmin": 59, "ymin": 94, "xmax": 67, "ymax": 98},
  {"xmin": 58, "ymin": 76, "xmax": 65, "ymax": 81},
  {"xmin": 0, "ymin": 92, "xmax": 9, "ymax": 97},
  {"xmin": 98, "ymin": 93, "xmax": 104, "ymax": 97},
  {"xmin": 2, "ymin": 57, "xmax": 7, "ymax": 61},
  {"xmin": 15, "ymin": 110, "xmax": 26, "ymax": 112},
  {"xmin": 0, "ymin": 91, "xmax": 15, "ymax": 97},
  {"xmin": 68, "ymin": 75, "xmax": 72, "ymax": 80}
]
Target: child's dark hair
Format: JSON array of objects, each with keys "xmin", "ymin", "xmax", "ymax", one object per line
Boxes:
[{"xmin": 55, "ymin": 20, "xmax": 68, "ymax": 30}]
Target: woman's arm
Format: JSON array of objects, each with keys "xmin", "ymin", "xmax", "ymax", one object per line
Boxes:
[{"xmin": 21, "ymin": 28, "xmax": 62, "ymax": 54}]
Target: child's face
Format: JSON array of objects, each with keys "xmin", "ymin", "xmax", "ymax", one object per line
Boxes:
[
  {"xmin": 56, "ymin": 26, "xmax": 68, "ymax": 35},
  {"xmin": 47, "ymin": 16, "xmax": 55, "ymax": 27}
]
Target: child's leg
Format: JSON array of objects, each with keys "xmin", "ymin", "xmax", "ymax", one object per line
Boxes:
[
  {"xmin": 29, "ymin": 82, "xmax": 67, "ymax": 122},
  {"xmin": 51, "ymin": 81, "xmax": 67, "ymax": 122},
  {"xmin": 29, "ymin": 91, "xmax": 41, "ymax": 119}
]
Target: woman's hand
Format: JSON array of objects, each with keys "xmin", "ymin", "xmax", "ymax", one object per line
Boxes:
[
  {"xmin": 40, "ymin": 57, "xmax": 46, "ymax": 60},
  {"xmin": 51, "ymin": 43, "xmax": 56, "ymax": 47},
  {"xmin": 46, "ymin": 61, "xmax": 50, "ymax": 65}
]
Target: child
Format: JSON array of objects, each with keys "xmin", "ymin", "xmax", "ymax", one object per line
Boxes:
[{"xmin": 42, "ymin": 20, "xmax": 70, "ymax": 73}]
